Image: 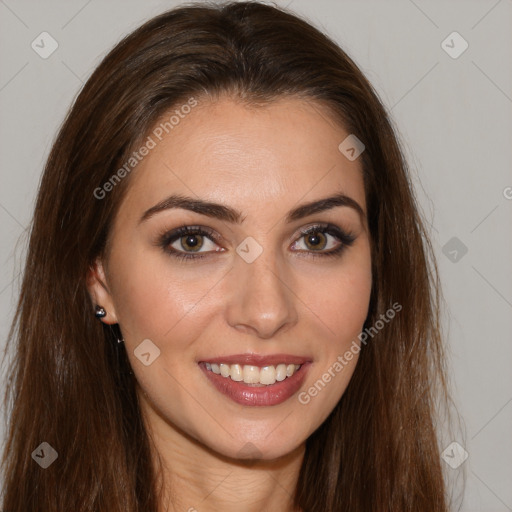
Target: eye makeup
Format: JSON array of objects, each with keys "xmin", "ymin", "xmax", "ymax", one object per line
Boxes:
[{"xmin": 154, "ymin": 222, "xmax": 356, "ymax": 263}]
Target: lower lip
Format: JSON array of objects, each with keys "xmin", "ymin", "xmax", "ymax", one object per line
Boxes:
[{"xmin": 199, "ymin": 362, "xmax": 311, "ymax": 406}]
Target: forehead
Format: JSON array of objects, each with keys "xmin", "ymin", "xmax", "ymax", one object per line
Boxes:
[{"xmin": 119, "ymin": 95, "xmax": 366, "ymax": 223}]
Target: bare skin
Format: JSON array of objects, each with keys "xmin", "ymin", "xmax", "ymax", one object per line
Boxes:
[{"xmin": 87, "ymin": 95, "xmax": 372, "ymax": 512}]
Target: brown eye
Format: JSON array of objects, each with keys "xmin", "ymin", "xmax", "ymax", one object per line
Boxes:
[
  {"xmin": 158, "ymin": 225, "xmax": 224, "ymax": 262},
  {"xmin": 291, "ymin": 224, "xmax": 356, "ymax": 259},
  {"xmin": 303, "ymin": 231, "xmax": 328, "ymax": 251},
  {"xmin": 176, "ymin": 233, "xmax": 205, "ymax": 252},
  {"xmin": 168, "ymin": 230, "xmax": 219, "ymax": 255}
]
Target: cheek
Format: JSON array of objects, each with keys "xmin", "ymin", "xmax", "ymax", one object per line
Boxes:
[
  {"xmin": 108, "ymin": 245, "xmax": 217, "ymax": 341},
  {"xmin": 296, "ymin": 269, "xmax": 370, "ymax": 423},
  {"xmin": 301, "ymin": 258, "xmax": 372, "ymax": 339},
  {"xmin": 108, "ymin": 256, "xmax": 216, "ymax": 403},
  {"xmin": 296, "ymin": 255, "xmax": 371, "ymax": 407}
]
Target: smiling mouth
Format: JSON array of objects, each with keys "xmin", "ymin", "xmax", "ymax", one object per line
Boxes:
[
  {"xmin": 199, "ymin": 360, "xmax": 312, "ymax": 406},
  {"xmin": 204, "ymin": 362, "xmax": 302, "ymax": 386}
]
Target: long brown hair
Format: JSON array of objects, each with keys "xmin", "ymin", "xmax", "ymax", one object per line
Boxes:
[{"xmin": 1, "ymin": 2, "xmax": 456, "ymax": 510}]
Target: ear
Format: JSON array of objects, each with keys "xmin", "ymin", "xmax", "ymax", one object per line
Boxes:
[{"xmin": 86, "ymin": 257, "xmax": 119, "ymax": 325}]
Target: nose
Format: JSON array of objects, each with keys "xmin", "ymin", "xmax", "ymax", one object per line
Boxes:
[{"xmin": 225, "ymin": 246, "xmax": 298, "ymax": 340}]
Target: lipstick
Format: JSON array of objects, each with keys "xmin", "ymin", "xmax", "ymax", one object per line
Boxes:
[{"xmin": 198, "ymin": 354, "xmax": 312, "ymax": 406}]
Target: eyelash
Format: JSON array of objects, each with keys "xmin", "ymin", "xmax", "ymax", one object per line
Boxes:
[{"xmin": 156, "ymin": 223, "xmax": 356, "ymax": 262}]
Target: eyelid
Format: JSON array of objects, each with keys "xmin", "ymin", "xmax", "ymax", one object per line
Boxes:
[
  {"xmin": 156, "ymin": 222, "xmax": 356, "ymax": 261},
  {"xmin": 294, "ymin": 223, "xmax": 356, "ymax": 248},
  {"xmin": 156, "ymin": 225, "xmax": 222, "ymax": 250}
]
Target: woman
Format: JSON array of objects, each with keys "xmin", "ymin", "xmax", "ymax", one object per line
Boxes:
[{"xmin": 1, "ymin": 2, "xmax": 454, "ymax": 510}]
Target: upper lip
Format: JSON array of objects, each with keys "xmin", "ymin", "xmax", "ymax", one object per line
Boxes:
[{"xmin": 199, "ymin": 353, "xmax": 312, "ymax": 366}]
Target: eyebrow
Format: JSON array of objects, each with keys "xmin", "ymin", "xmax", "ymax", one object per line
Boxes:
[{"xmin": 139, "ymin": 192, "xmax": 366, "ymax": 226}]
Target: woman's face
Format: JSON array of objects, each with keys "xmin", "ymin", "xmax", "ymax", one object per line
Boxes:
[{"xmin": 88, "ymin": 95, "xmax": 372, "ymax": 461}]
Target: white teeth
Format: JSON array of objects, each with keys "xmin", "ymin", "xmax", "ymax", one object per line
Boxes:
[
  {"xmin": 243, "ymin": 365, "xmax": 260, "ymax": 384},
  {"xmin": 275, "ymin": 364, "xmax": 287, "ymax": 381},
  {"xmin": 204, "ymin": 362, "xmax": 302, "ymax": 385},
  {"xmin": 230, "ymin": 363, "xmax": 243, "ymax": 382},
  {"xmin": 260, "ymin": 366, "xmax": 276, "ymax": 385}
]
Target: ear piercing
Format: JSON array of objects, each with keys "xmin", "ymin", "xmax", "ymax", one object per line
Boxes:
[
  {"xmin": 94, "ymin": 305, "xmax": 124, "ymax": 345},
  {"xmin": 95, "ymin": 305, "xmax": 107, "ymax": 319}
]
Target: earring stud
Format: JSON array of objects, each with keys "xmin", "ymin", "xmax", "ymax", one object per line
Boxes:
[{"xmin": 95, "ymin": 305, "xmax": 107, "ymax": 319}]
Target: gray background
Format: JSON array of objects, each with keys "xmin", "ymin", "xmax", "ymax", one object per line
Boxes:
[{"xmin": 0, "ymin": 0, "xmax": 511, "ymax": 510}]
